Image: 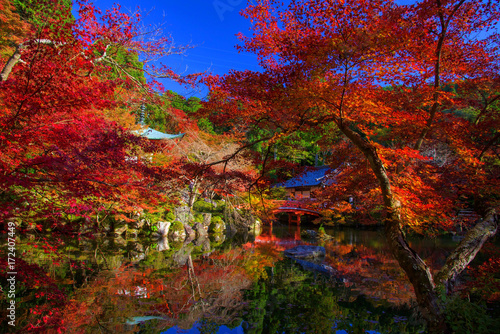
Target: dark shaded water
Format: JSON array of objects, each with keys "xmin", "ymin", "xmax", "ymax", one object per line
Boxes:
[{"xmin": 1, "ymin": 222, "xmax": 464, "ymax": 333}]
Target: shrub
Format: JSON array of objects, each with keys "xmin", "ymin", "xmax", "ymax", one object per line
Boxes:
[
  {"xmin": 442, "ymin": 294, "xmax": 496, "ymax": 333},
  {"xmin": 165, "ymin": 211, "xmax": 176, "ymax": 221},
  {"xmin": 211, "ymin": 216, "xmax": 223, "ymax": 224},
  {"xmin": 194, "ymin": 213, "xmax": 204, "ymax": 223},
  {"xmin": 209, "ymin": 216, "xmax": 225, "ymax": 233},
  {"xmin": 193, "ymin": 200, "xmax": 214, "ymax": 213},
  {"xmin": 169, "ymin": 221, "xmax": 184, "ymax": 233}
]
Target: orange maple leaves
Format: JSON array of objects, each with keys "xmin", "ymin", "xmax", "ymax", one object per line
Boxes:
[{"xmin": 205, "ymin": 0, "xmax": 500, "ymax": 232}]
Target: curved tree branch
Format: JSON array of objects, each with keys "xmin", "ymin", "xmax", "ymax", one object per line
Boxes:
[
  {"xmin": 1, "ymin": 44, "xmax": 23, "ymax": 82},
  {"xmin": 435, "ymin": 208, "xmax": 498, "ymax": 293},
  {"xmin": 338, "ymin": 121, "xmax": 444, "ymax": 329},
  {"xmin": 1, "ymin": 39, "xmax": 66, "ymax": 82}
]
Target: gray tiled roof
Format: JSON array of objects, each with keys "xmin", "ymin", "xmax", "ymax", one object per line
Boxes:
[
  {"xmin": 274, "ymin": 166, "xmax": 336, "ymax": 188},
  {"xmin": 135, "ymin": 127, "xmax": 185, "ymax": 140}
]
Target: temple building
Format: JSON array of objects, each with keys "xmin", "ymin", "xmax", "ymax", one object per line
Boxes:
[{"xmin": 274, "ymin": 166, "xmax": 335, "ymax": 199}]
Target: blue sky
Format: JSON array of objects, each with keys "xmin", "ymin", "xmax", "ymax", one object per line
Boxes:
[
  {"xmin": 89, "ymin": 0, "xmax": 417, "ymax": 99},
  {"xmin": 89, "ymin": 0, "xmax": 260, "ymax": 98}
]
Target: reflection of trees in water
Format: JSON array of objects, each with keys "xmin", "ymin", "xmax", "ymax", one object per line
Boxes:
[
  {"xmin": 321, "ymin": 231, "xmax": 460, "ymax": 305},
  {"xmin": 242, "ymin": 260, "xmax": 425, "ymax": 333},
  {"xmin": 323, "ymin": 240, "xmax": 415, "ymax": 305},
  {"xmin": 262, "ymin": 224, "xmax": 460, "ymax": 306},
  {"xmin": 56, "ymin": 249, "xmax": 254, "ymax": 333},
  {"xmin": 5, "ymin": 231, "xmax": 275, "ymax": 333},
  {"xmin": 172, "ymin": 253, "xmax": 252, "ymax": 330},
  {"xmin": 5, "ymin": 226, "xmax": 457, "ymax": 333}
]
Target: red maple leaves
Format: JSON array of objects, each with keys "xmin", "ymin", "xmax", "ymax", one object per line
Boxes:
[
  {"xmin": 204, "ymin": 0, "xmax": 499, "ymax": 330},
  {"xmin": 0, "ymin": 0, "xmax": 203, "ymax": 228}
]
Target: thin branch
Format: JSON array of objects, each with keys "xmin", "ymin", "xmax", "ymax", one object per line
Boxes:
[{"xmin": 202, "ymin": 135, "xmax": 275, "ymax": 170}]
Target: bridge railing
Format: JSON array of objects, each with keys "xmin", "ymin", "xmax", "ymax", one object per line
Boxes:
[
  {"xmin": 274, "ymin": 199, "xmax": 318, "ymax": 210},
  {"xmin": 272, "ymin": 200, "xmax": 322, "ymax": 216}
]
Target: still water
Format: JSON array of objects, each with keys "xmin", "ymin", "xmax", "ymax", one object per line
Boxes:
[{"xmin": 2, "ymin": 222, "xmax": 461, "ymax": 333}]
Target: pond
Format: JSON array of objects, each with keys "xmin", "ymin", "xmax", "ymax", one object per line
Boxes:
[{"xmin": 1, "ymin": 221, "xmax": 464, "ymax": 333}]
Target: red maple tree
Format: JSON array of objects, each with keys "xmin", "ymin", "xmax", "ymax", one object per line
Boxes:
[
  {"xmin": 204, "ymin": 0, "xmax": 500, "ymax": 332},
  {"xmin": 0, "ymin": 0, "xmax": 199, "ymax": 228}
]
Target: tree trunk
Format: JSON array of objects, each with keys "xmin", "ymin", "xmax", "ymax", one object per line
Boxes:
[
  {"xmin": 338, "ymin": 123, "xmax": 448, "ymax": 332},
  {"xmin": 1, "ymin": 44, "xmax": 22, "ymax": 82},
  {"xmin": 337, "ymin": 121, "xmax": 499, "ymax": 332},
  {"xmin": 384, "ymin": 215, "xmax": 447, "ymax": 333},
  {"xmin": 187, "ymin": 179, "xmax": 200, "ymax": 210}
]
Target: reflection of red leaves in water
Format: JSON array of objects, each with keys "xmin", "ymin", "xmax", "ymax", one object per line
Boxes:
[
  {"xmin": 57, "ymin": 250, "xmax": 256, "ymax": 332},
  {"xmin": 249, "ymin": 226, "xmax": 417, "ymax": 306},
  {"xmin": 0, "ymin": 256, "xmax": 67, "ymax": 333},
  {"xmin": 59, "ymin": 265, "xmax": 172, "ymax": 333},
  {"xmin": 242, "ymin": 242, "xmax": 282, "ymax": 280},
  {"xmin": 246, "ymin": 225, "xmax": 417, "ymax": 305},
  {"xmin": 322, "ymin": 241, "xmax": 415, "ymax": 305}
]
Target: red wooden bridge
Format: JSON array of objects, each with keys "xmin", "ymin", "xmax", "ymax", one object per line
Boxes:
[{"xmin": 272, "ymin": 200, "xmax": 322, "ymax": 224}]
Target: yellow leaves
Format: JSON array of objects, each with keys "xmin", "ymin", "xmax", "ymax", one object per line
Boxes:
[
  {"xmin": 102, "ymin": 106, "xmax": 139, "ymax": 130},
  {"xmin": 150, "ymin": 151, "xmax": 174, "ymax": 166},
  {"xmin": 270, "ymin": 132, "xmax": 285, "ymax": 144},
  {"xmin": 0, "ymin": 0, "xmax": 30, "ymax": 59}
]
